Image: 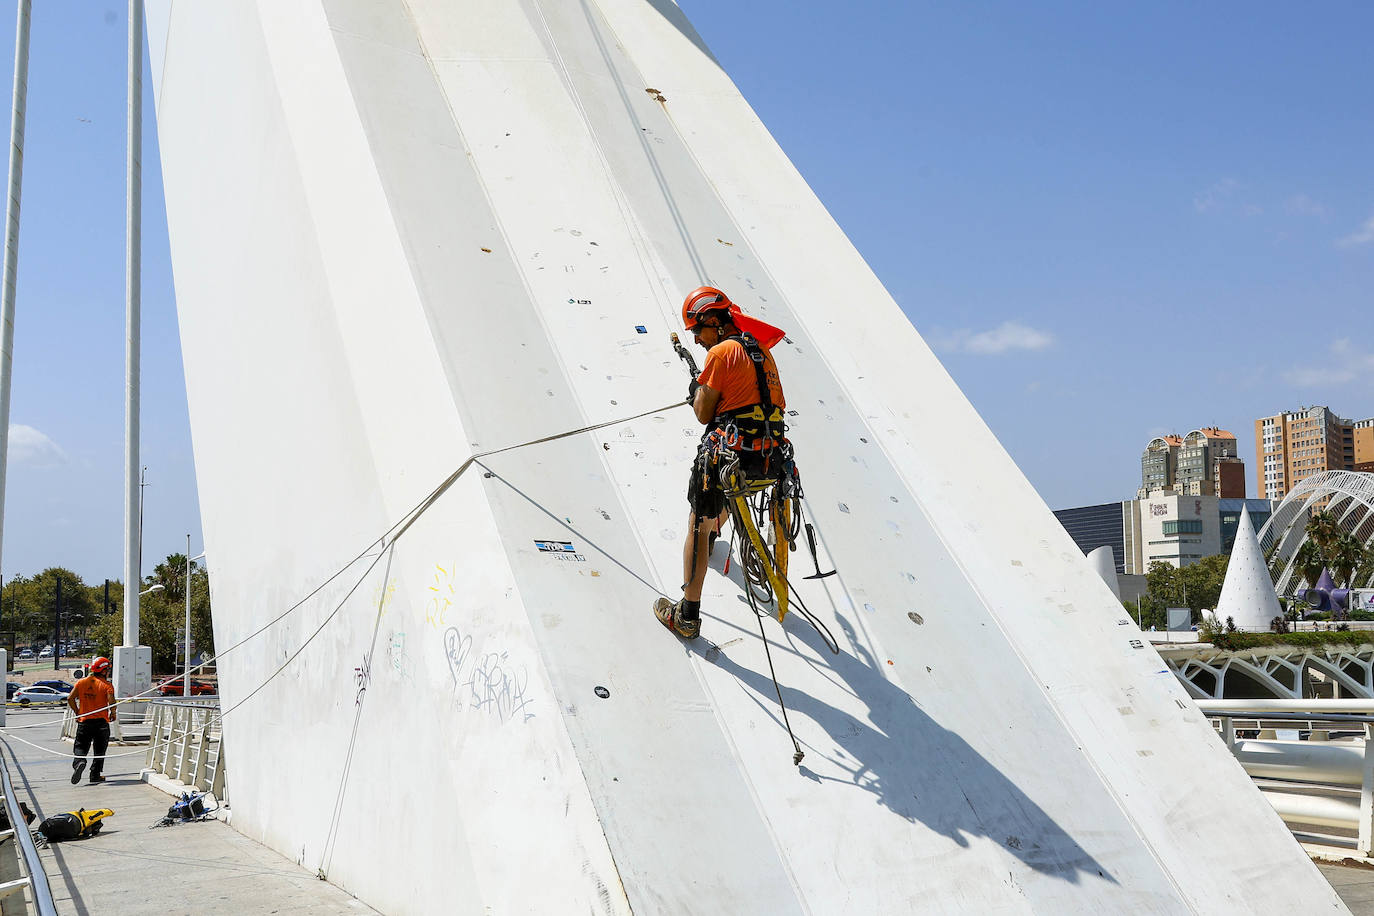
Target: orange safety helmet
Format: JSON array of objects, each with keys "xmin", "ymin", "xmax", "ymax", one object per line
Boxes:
[
  {"xmin": 90, "ymin": 656, "xmax": 112, "ymax": 675},
  {"xmin": 681, "ymin": 285, "xmax": 788, "ymax": 349},
  {"xmin": 681, "ymin": 285, "xmax": 735, "ymax": 330}
]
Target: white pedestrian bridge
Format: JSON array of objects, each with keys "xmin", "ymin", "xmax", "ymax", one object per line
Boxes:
[{"xmin": 1162, "ymin": 636, "xmax": 1374, "ymax": 700}]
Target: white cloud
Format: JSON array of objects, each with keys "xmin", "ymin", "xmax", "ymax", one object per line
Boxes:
[
  {"xmin": 1337, "ymin": 214, "xmax": 1374, "ymax": 248},
  {"xmin": 1286, "ymin": 194, "xmax": 1329, "ymax": 218},
  {"xmin": 1283, "ymin": 339, "xmax": 1374, "ymax": 387},
  {"xmin": 8, "ymin": 424, "xmax": 67, "ymax": 466},
  {"xmin": 937, "ymin": 321, "xmax": 1054, "ymax": 355},
  {"xmin": 1193, "ymin": 178, "xmax": 1239, "ymax": 213}
]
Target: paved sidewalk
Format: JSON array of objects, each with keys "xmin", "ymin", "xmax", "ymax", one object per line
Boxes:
[
  {"xmin": 0, "ymin": 707, "xmax": 376, "ymax": 915},
  {"xmin": 1319, "ymin": 861, "xmax": 1374, "ymax": 914}
]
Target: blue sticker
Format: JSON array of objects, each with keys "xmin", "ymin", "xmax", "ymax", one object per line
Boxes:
[
  {"xmin": 635, "ymin": 325, "xmax": 647, "ymax": 334},
  {"xmin": 535, "ymin": 540, "xmax": 577, "ymax": 553}
]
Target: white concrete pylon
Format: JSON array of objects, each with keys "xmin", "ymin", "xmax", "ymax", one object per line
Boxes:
[
  {"xmin": 143, "ymin": 4, "xmax": 1342, "ymax": 913},
  {"xmin": 1087, "ymin": 545, "xmax": 1121, "ymax": 599},
  {"xmin": 1215, "ymin": 504, "xmax": 1283, "ymax": 631}
]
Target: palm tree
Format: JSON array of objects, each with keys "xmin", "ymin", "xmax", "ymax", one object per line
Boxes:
[
  {"xmin": 148, "ymin": 553, "xmax": 191, "ymax": 605},
  {"xmin": 1305, "ymin": 510, "xmax": 1341, "ymax": 560},
  {"xmin": 1294, "ymin": 540, "xmax": 1326, "ymax": 591},
  {"xmin": 1354, "ymin": 546, "xmax": 1374, "ymax": 591},
  {"xmin": 1332, "ymin": 533, "xmax": 1365, "ymax": 588}
]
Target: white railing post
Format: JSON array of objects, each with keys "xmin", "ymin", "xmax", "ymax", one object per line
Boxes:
[
  {"xmin": 1361, "ymin": 723, "xmax": 1374, "ymax": 856},
  {"xmin": 144, "ymin": 703, "xmax": 161, "ymax": 767}
]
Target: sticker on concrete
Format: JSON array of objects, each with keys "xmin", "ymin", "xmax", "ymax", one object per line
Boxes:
[{"xmin": 535, "ymin": 540, "xmax": 586, "ymax": 563}]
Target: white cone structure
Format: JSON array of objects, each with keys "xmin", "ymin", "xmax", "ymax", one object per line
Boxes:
[
  {"xmin": 1087, "ymin": 545, "xmax": 1121, "ymax": 599},
  {"xmin": 143, "ymin": 3, "xmax": 1338, "ymax": 913},
  {"xmin": 1215, "ymin": 505, "xmax": 1284, "ymax": 631}
]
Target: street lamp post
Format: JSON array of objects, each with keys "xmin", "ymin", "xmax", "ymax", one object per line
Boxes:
[{"xmin": 53, "ymin": 574, "xmax": 60, "ymax": 671}]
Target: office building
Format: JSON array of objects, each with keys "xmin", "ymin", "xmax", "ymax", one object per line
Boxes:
[
  {"xmin": 1255, "ymin": 406, "xmax": 1372, "ymax": 499},
  {"xmin": 1138, "ymin": 428, "xmax": 1245, "ymax": 499},
  {"xmin": 1056, "ymin": 496, "xmax": 1273, "ymax": 573},
  {"xmin": 1054, "ymin": 502, "xmax": 1128, "ymax": 573},
  {"xmin": 1357, "ymin": 419, "xmax": 1374, "ymax": 473}
]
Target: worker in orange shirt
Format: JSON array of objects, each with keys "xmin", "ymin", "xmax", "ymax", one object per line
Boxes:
[
  {"xmin": 66, "ymin": 656, "xmax": 117, "ymax": 784},
  {"xmin": 654, "ymin": 286, "xmax": 789, "ymax": 639}
]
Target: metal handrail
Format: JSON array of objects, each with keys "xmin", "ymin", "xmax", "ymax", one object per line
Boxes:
[
  {"xmin": 1211, "ymin": 711, "xmax": 1374, "ymax": 724},
  {"xmin": 0, "ymin": 742, "xmax": 56, "ymax": 916}
]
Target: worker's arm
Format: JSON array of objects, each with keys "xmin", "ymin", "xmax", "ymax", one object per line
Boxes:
[
  {"xmin": 67, "ymin": 691, "xmax": 77, "ymax": 713},
  {"xmin": 693, "ymin": 385, "xmax": 721, "ymax": 425}
]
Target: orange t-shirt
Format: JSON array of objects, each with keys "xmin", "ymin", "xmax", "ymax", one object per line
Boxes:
[
  {"xmin": 71, "ymin": 675, "xmax": 116, "ymax": 722},
  {"xmin": 697, "ymin": 338, "xmax": 785, "ymax": 418}
]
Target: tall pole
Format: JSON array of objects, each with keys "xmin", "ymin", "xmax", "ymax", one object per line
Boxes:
[
  {"xmin": 53, "ymin": 574, "xmax": 59, "ymax": 671},
  {"xmin": 123, "ymin": 0, "xmax": 143, "ymax": 651},
  {"xmin": 183, "ymin": 533, "xmax": 190, "ymax": 696},
  {"xmin": 0, "ymin": 1, "xmax": 33, "ymax": 604}
]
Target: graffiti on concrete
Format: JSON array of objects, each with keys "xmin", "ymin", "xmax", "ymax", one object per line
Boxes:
[
  {"xmin": 426, "ymin": 563, "xmax": 457, "ymax": 628},
  {"xmin": 388, "ymin": 631, "xmax": 415, "ymax": 681},
  {"xmin": 443, "ymin": 625, "xmax": 534, "ymax": 723}
]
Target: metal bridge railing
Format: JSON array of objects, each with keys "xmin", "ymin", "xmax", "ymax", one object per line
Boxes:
[
  {"xmin": 1198, "ymin": 699, "xmax": 1374, "ymax": 853},
  {"xmin": 0, "ymin": 745, "xmax": 56, "ymax": 916},
  {"xmin": 143, "ymin": 699, "xmax": 225, "ymax": 802}
]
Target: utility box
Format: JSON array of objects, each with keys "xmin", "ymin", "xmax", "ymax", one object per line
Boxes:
[{"xmin": 113, "ymin": 645, "xmax": 152, "ymax": 698}]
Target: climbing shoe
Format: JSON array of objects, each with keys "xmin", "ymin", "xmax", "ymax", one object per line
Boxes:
[{"xmin": 653, "ymin": 597, "xmax": 701, "ymax": 640}]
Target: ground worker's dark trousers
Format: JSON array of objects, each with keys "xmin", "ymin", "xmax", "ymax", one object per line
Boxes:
[{"xmin": 73, "ymin": 719, "xmax": 111, "ymax": 778}]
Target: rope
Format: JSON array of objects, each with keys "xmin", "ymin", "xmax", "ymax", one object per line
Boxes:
[
  {"xmin": 2, "ymin": 399, "xmax": 692, "ymax": 762},
  {"xmin": 739, "ymin": 550, "xmax": 804, "ymax": 767}
]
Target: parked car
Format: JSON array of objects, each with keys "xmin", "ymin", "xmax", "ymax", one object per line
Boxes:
[
  {"xmin": 16, "ymin": 648, "xmax": 33, "ymax": 660},
  {"xmin": 13, "ymin": 685, "xmax": 69, "ymax": 706},
  {"xmin": 155, "ymin": 677, "xmax": 216, "ymax": 697},
  {"xmin": 33, "ymin": 679, "xmax": 73, "ymax": 693},
  {"xmin": 37, "ymin": 646, "xmax": 53, "ymax": 658}
]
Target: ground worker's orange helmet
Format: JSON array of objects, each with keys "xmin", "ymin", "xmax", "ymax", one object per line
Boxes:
[
  {"xmin": 682, "ymin": 286, "xmax": 735, "ymax": 330},
  {"xmin": 90, "ymin": 656, "xmax": 111, "ymax": 674}
]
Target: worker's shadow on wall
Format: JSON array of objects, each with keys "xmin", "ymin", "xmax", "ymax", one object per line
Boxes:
[{"xmin": 695, "ymin": 571, "xmax": 1116, "ymax": 887}]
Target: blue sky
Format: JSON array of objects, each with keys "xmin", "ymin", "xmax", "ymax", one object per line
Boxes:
[
  {"xmin": 2, "ymin": 2, "xmax": 1372, "ymax": 583},
  {"xmin": 0, "ymin": 3, "xmax": 191, "ymax": 587}
]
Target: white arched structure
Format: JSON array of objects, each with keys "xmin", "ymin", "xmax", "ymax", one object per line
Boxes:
[{"xmin": 1258, "ymin": 470, "xmax": 1374, "ymax": 596}]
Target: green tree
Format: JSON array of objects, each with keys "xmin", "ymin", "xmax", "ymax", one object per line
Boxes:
[
  {"xmin": 1306, "ymin": 510, "xmax": 1341, "ymax": 559},
  {"xmin": 1146, "ymin": 561, "xmax": 1183, "ymax": 606},
  {"xmin": 1142, "ymin": 556, "xmax": 1229, "ymax": 625},
  {"xmin": 91, "ymin": 555, "xmax": 214, "ymax": 674},
  {"xmin": 3, "ymin": 569, "xmax": 98, "ymax": 647},
  {"xmin": 1332, "ymin": 533, "xmax": 1365, "ymax": 588},
  {"xmin": 1355, "ymin": 546, "xmax": 1374, "ymax": 591},
  {"xmin": 1179, "ymin": 554, "xmax": 1229, "ymax": 615},
  {"xmin": 0, "ymin": 574, "xmax": 33, "ymax": 639},
  {"xmin": 1295, "ymin": 540, "xmax": 1326, "ymax": 590}
]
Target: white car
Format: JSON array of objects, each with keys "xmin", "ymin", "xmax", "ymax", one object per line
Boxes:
[
  {"xmin": 37, "ymin": 647, "xmax": 53, "ymax": 658},
  {"xmin": 13, "ymin": 685, "xmax": 69, "ymax": 706},
  {"xmin": 15, "ymin": 649, "xmax": 33, "ymax": 659}
]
